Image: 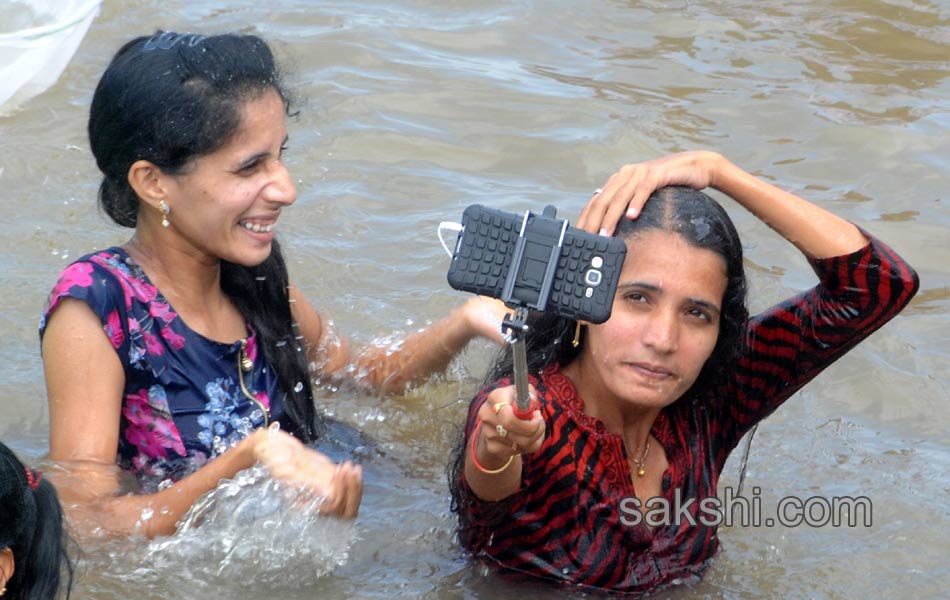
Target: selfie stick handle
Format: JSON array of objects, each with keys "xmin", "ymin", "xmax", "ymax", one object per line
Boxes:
[
  {"xmin": 512, "ymin": 336, "xmax": 530, "ymax": 414},
  {"xmin": 503, "ymin": 307, "xmax": 536, "ymax": 419}
]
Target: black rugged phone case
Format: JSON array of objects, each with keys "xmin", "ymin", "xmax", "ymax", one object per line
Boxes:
[{"xmin": 447, "ymin": 204, "xmax": 626, "ymax": 324}]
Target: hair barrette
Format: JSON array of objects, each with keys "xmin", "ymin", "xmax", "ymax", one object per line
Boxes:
[
  {"xmin": 25, "ymin": 467, "xmax": 41, "ymax": 491},
  {"xmin": 143, "ymin": 31, "xmax": 207, "ymax": 51}
]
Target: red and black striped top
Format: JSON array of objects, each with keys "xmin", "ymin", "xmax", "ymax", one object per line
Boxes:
[{"xmin": 454, "ymin": 233, "xmax": 918, "ymax": 595}]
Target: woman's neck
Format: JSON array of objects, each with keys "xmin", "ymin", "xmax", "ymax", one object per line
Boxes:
[
  {"xmin": 123, "ymin": 229, "xmax": 240, "ymax": 339},
  {"xmin": 561, "ymin": 357, "xmax": 659, "ymax": 457},
  {"xmin": 127, "ymin": 228, "xmax": 218, "ymax": 289}
]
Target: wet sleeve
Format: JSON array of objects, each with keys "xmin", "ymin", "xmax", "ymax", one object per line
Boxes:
[
  {"xmin": 453, "ymin": 377, "xmax": 532, "ymax": 549},
  {"xmin": 710, "ymin": 231, "xmax": 919, "ymax": 456},
  {"xmin": 39, "ymin": 259, "xmax": 131, "ymax": 357}
]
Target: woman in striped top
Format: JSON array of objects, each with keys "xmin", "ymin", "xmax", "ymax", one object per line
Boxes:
[{"xmin": 448, "ymin": 151, "xmax": 918, "ymax": 595}]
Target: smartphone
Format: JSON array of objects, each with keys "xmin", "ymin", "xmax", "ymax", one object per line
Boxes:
[{"xmin": 446, "ymin": 204, "xmax": 627, "ymax": 324}]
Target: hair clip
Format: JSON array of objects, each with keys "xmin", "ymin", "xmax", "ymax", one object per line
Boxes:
[
  {"xmin": 25, "ymin": 468, "xmax": 41, "ymax": 491},
  {"xmin": 143, "ymin": 31, "xmax": 207, "ymax": 51}
]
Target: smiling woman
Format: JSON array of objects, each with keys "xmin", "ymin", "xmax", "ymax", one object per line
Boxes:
[
  {"xmin": 130, "ymin": 89, "xmax": 296, "ymax": 269},
  {"xmin": 448, "ymin": 151, "xmax": 919, "ymax": 595},
  {"xmin": 37, "ymin": 30, "xmax": 505, "ymax": 541}
]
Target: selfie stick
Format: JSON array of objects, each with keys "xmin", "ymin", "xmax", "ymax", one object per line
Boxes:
[
  {"xmin": 449, "ymin": 202, "xmax": 623, "ymax": 420},
  {"xmin": 498, "ymin": 205, "xmax": 565, "ymax": 419},
  {"xmin": 501, "ymin": 307, "xmax": 535, "ymax": 419}
]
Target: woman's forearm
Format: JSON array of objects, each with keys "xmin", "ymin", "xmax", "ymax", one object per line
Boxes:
[
  {"xmin": 464, "ymin": 442, "xmax": 523, "ymax": 502},
  {"xmin": 351, "ymin": 304, "xmax": 479, "ymax": 394},
  {"xmin": 295, "ymin": 284, "xmax": 503, "ymax": 395},
  {"xmin": 709, "ymin": 153, "xmax": 868, "ymax": 259},
  {"xmin": 58, "ymin": 437, "xmax": 257, "ymax": 539}
]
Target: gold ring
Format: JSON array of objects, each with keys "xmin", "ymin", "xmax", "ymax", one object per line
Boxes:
[
  {"xmin": 495, "ymin": 424, "xmax": 509, "ymax": 438},
  {"xmin": 492, "ymin": 401, "xmax": 510, "ymax": 415}
]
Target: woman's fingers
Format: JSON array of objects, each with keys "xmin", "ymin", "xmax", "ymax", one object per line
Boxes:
[
  {"xmin": 576, "ymin": 191, "xmax": 596, "ymax": 233},
  {"xmin": 480, "ymin": 386, "xmax": 519, "ymax": 419},
  {"xmin": 480, "ymin": 385, "xmax": 545, "ymax": 455},
  {"xmin": 601, "ymin": 169, "xmax": 645, "ymax": 235},
  {"xmin": 578, "ymin": 152, "xmax": 722, "ymax": 236},
  {"xmin": 488, "ymin": 425, "xmax": 543, "ymax": 456},
  {"xmin": 306, "ymin": 461, "xmax": 362, "ymax": 519},
  {"xmin": 340, "ymin": 462, "xmax": 363, "ymax": 519},
  {"xmin": 253, "ymin": 430, "xmax": 363, "ymax": 518},
  {"xmin": 577, "ymin": 184, "xmax": 613, "ymax": 234},
  {"xmin": 579, "ymin": 166, "xmax": 651, "ymax": 236},
  {"xmin": 318, "ymin": 464, "xmax": 345, "ymax": 517}
]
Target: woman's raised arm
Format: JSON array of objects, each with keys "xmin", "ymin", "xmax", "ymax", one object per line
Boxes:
[
  {"xmin": 579, "ymin": 150, "xmax": 868, "ymax": 259},
  {"xmin": 290, "ymin": 285, "xmax": 506, "ymax": 395}
]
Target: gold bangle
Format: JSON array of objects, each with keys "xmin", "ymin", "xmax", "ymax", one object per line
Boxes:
[
  {"xmin": 470, "ymin": 420, "xmax": 515, "ymax": 474},
  {"xmin": 475, "ymin": 453, "xmax": 514, "ymax": 475}
]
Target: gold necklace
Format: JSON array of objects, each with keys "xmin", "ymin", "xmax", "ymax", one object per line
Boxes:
[
  {"xmin": 237, "ymin": 338, "xmax": 270, "ymax": 426},
  {"xmin": 627, "ymin": 440, "xmax": 651, "ymax": 477}
]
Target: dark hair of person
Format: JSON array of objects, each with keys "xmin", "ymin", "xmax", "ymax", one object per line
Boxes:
[
  {"xmin": 448, "ymin": 186, "xmax": 749, "ymax": 512},
  {"xmin": 88, "ymin": 31, "xmax": 320, "ymax": 441},
  {"xmin": 0, "ymin": 442, "xmax": 74, "ymax": 600}
]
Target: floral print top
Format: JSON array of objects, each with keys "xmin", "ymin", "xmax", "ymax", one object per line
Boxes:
[{"xmin": 40, "ymin": 247, "xmax": 286, "ymax": 487}]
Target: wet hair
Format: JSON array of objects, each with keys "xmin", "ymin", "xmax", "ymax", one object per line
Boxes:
[
  {"xmin": 0, "ymin": 442, "xmax": 74, "ymax": 600},
  {"xmin": 448, "ymin": 186, "xmax": 749, "ymax": 512},
  {"xmin": 613, "ymin": 185, "xmax": 748, "ymax": 392},
  {"xmin": 88, "ymin": 31, "xmax": 320, "ymax": 441}
]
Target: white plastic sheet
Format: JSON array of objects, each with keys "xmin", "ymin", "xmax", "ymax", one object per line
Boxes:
[{"xmin": 0, "ymin": 0, "xmax": 101, "ymax": 112}]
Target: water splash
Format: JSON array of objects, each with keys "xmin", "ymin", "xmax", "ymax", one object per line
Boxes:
[{"xmin": 88, "ymin": 466, "xmax": 357, "ymax": 597}]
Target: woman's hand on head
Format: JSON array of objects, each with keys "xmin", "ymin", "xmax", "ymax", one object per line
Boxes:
[
  {"xmin": 247, "ymin": 428, "xmax": 363, "ymax": 519},
  {"xmin": 578, "ymin": 150, "xmax": 726, "ymax": 237}
]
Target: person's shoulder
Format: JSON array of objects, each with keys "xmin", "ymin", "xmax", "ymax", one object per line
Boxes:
[
  {"xmin": 52, "ymin": 245, "xmax": 126, "ymax": 278},
  {"xmin": 42, "ymin": 247, "xmax": 133, "ymax": 327},
  {"xmin": 64, "ymin": 246, "xmax": 157, "ymax": 292}
]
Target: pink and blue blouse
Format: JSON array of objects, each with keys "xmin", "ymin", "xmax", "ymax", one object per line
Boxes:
[{"xmin": 40, "ymin": 247, "xmax": 287, "ymax": 487}]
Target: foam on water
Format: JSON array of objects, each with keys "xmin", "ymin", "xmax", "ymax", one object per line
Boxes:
[{"xmin": 83, "ymin": 466, "xmax": 357, "ymax": 596}]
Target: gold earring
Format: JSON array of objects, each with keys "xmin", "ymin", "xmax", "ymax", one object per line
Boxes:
[
  {"xmin": 572, "ymin": 321, "xmax": 582, "ymax": 348},
  {"xmin": 158, "ymin": 200, "xmax": 170, "ymax": 228}
]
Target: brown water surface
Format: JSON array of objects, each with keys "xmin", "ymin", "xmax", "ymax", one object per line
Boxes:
[{"xmin": 1, "ymin": 1, "xmax": 948, "ymax": 598}]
